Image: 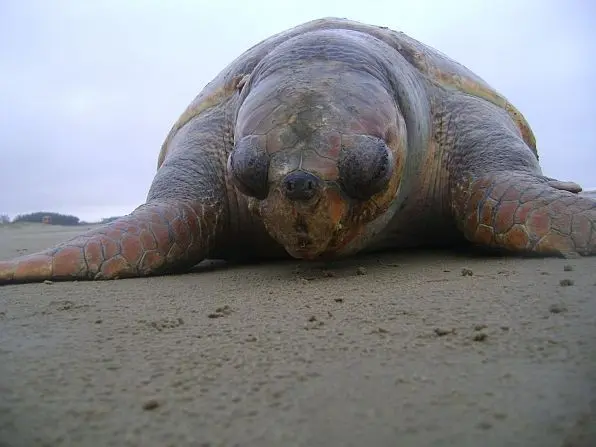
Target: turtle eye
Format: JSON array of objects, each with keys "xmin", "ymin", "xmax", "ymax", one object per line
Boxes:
[
  {"xmin": 227, "ymin": 135, "xmax": 270, "ymax": 200},
  {"xmin": 338, "ymin": 135, "xmax": 393, "ymax": 200}
]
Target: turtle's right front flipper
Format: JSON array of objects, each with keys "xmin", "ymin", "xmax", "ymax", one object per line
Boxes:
[
  {"xmin": 0, "ymin": 199, "xmax": 225, "ymax": 284},
  {"xmin": 1, "ymin": 97, "xmax": 234, "ymax": 285}
]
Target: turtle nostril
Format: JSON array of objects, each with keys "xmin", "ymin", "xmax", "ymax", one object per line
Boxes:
[{"xmin": 283, "ymin": 171, "xmax": 321, "ymax": 201}]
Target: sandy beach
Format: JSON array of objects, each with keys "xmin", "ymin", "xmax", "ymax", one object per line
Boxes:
[{"xmin": 0, "ymin": 223, "xmax": 595, "ymax": 447}]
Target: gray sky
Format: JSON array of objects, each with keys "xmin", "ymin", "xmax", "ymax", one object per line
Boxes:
[{"xmin": 1, "ymin": 0, "xmax": 594, "ymax": 222}]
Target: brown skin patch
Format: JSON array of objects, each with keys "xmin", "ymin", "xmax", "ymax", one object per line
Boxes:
[
  {"xmin": 300, "ymin": 151, "xmax": 340, "ymax": 180},
  {"xmin": 52, "ymin": 246, "xmax": 86, "ymax": 278},
  {"xmin": 11, "ymin": 254, "xmax": 52, "ymax": 282}
]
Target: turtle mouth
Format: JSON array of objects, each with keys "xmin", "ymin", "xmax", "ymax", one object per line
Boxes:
[
  {"xmin": 258, "ymin": 185, "xmax": 348, "ymax": 260},
  {"xmin": 277, "ymin": 218, "xmax": 336, "ymax": 260},
  {"xmin": 284, "ymin": 218, "xmax": 330, "ymax": 260},
  {"xmin": 284, "ymin": 238, "xmax": 335, "ymax": 260}
]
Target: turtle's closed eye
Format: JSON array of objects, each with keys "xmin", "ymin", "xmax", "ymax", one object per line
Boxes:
[
  {"xmin": 338, "ymin": 135, "xmax": 393, "ymax": 200},
  {"xmin": 228, "ymin": 135, "xmax": 270, "ymax": 200}
]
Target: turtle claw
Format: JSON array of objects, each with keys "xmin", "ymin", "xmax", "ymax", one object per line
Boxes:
[
  {"xmin": 545, "ymin": 179, "xmax": 583, "ymax": 194},
  {"xmin": 0, "ymin": 200, "xmax": 222, "ymax": 285},
  {"xmin": 452, "ymin": 172, "xmax": 596, "ymax": 257}
]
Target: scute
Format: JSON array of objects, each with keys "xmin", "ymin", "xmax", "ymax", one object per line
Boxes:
[
  {"xmin": 366, "ymin": 26, "xmax": 538, "ymax": 157},
  {"xmin": 156, "ymin": 17, "xmax": 538, "ymax": 170}
]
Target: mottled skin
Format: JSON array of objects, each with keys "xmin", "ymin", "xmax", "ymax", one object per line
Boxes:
[{"xmin": 1, "ymin": 17, "xmax": 595, "ymax": 285}]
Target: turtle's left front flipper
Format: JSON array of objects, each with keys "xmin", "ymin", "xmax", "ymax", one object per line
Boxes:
[
  {"xmin": 451, "ymin": 171, "xmax": 596, "ymax": 257},
  {"xmin": 442, "ymin": 92, "xmax": 596, "ymax": 258}
]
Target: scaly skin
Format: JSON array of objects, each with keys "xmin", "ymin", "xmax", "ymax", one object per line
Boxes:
[
  {"xmin": 0, "ymin": 201, "xmax": 222, "ymax": 284},
  {"xmin": 453, "ymin": 172, "xmax": 596, "ymax": 257}
]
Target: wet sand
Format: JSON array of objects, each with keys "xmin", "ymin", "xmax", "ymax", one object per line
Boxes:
[{"xmin": 0, "ymin": 223, "xmax": 595, "ymax": 447}]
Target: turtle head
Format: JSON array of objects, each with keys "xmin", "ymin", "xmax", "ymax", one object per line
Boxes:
[{"xmin": 227, "ymin": 63, "xmax": 407, "ymax": 259}]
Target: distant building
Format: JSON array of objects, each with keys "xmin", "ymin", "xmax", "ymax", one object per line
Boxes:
[{"xmin": 42, "ymin": 215, "xmax": 52, "ymax": 224}]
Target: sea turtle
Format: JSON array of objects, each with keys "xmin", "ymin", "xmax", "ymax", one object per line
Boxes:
[{"xmin": 1, "ymin": 17, "xmax": 595, "ymax": 285}]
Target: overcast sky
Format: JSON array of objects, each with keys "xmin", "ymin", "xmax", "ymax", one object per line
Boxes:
[{"xmin": 0, "ymin": 0, "xmax": 594, "ymax": 222}]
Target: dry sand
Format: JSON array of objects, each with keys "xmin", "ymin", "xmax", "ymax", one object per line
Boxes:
[{"xmin": 0, "ymin": 223, "xmax": 595, "ymax": 447}]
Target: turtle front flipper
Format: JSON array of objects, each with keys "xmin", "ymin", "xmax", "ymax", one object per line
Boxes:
[
  {"xmin": 0, "ymin": 199, "xmax": 224, "ymax": 284},
  {"xmin": 451, "ymin": 171, "xmax": 596, "ymax": 257},
  {"xmin": 441, "ymin": 92, "xmax": 596, "ymax": 258}
]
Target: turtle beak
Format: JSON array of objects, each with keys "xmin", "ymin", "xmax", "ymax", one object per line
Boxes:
[{"xmin": 259, "ymin": 180, "xmax": 348, "ymax": 260}]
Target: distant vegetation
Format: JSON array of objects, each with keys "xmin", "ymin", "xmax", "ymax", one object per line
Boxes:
[
  {"xmin": 2, "ymin": 212, "xmax": 125, "ymax": 226},
  {"xmin": 12, "ymin": 212, "xmax": 81, "ymax": 226}
]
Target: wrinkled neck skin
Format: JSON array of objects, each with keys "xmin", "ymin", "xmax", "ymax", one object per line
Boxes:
[{"xmin": 230, "ymin": 30, "xmax": 430, "ymax": 260}]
